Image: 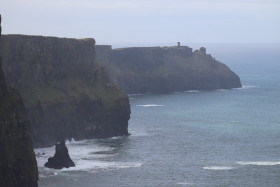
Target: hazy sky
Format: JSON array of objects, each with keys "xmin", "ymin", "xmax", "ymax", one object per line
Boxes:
[{"xmin": 1, "ymin": 0, "xmax": 280, "ymax": 45}]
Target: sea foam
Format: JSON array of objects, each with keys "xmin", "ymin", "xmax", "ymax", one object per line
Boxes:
[
  {"xmin": 202, "ymin": 166, "xmax": 233, "ymax": 170},
  {"xmin": 237, "ymin": 161, "xmax": 280, "ymax": 166},
  {"xmin": 35, "ymin": 139, "xmax": 142, "ymax": 176},
  {"xmin": 136, "ymin": 104, "xmax": 164, "ymax": 107},
  {"xmin": 234, "ymin": 85, "xmax": 258, "ymax": 90},
  {"xmin": 184, "ymin": 90, "xmax": 200, "ymax": 93}
]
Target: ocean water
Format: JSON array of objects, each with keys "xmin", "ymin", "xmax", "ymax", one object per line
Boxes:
[{"xmin": 37, "ymin": 44, "xmax": 280, "ymax": 187}]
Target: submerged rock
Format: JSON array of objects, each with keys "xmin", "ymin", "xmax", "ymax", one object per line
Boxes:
[{"xmin": 44, "ymin": 140, "xmax": 75, "ymax": 169}]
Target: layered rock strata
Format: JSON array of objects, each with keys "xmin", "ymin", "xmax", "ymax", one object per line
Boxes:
[
  {"xmin": 95, "ymin": 45, "xmax": 242, "ymax": 94},
  {"xmin": 0, "ymin": 15, "xmax": 38, "ymax": 187},
  {"xmin": 1, "ymin": 35, "xmax": 130, "ymax": 148}
]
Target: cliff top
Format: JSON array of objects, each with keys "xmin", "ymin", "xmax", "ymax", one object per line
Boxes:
[
  {"xmin": 3, "ymin": 34, "xmax": 95, "ymax": 43},
  {"xmin": 109, "ymin": 46, "xmax": 192, "ymax": 51}
]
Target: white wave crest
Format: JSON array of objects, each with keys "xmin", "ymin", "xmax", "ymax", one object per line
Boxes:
[
  {"xmin": 136, "ymin": 104, "xmax": 164, "ymax": 107},
  {"xmin": 234, "ymin": 85, "xmax": 258, "ymax": 90},
  {"xmin": 184, "ymin": 90, "xmax": 199, "ymax": 93},
  {"xmin": 202, "ymin": 166, "xmax": 233, "ymax": 170},
  {"xmin": 172, "ymin": 91, "xmax": 181, "ymax": 94},
  {"xmin": 237, "ymin": 161, "xmax": 280, "ymax": 166},
  {"xmin": 35, "ymin": 139, "xmax": 142, "ymax": 176},
  {"xmin": 59, "ymin": 160, "xmax": 142, "ymax": 172},
  {"xmin": 217, "ymin": 89, "xmax": 229, "ymax": 92}
]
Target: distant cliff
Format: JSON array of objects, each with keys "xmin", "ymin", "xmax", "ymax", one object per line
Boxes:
[
  {"xmin": 0, "ymin": 15, "xmax": 38, "ymax": 187},
  {"xmin": 1, "ymin": 35, "xmax": 130, "ymax": 147},
  {"xmin": 95, "ymin": 45, "xmax": 242, "ymax": 94}
]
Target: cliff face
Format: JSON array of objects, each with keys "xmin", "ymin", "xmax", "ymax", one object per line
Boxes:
[
  {"xmin": 1, "ymin": 35, "xmax": 130, "ymax": 148},
  {"xmin": 95, "ymin": 45, "xmax": 242, "ymax": 94},
  {"xmin": 0, "ymin": 16, "xmax": 38, "ymax": 187}
]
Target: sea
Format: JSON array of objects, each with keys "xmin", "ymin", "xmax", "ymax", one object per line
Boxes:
[{"xmin": 36, "ymin": 43, "xmax": 280, "ymax": 187}]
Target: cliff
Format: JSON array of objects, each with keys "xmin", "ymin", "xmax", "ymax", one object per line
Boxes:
[
  {"xmin": 0, "ymin": 15, "xmax": 38, "ymax": 187},
  {"xmin": 95, "ymin": 45, "xmax": 242, "ymax": 94},
  {"xmin": 1, "ymin": 35, "xmax": 130, "ymax": 148}
]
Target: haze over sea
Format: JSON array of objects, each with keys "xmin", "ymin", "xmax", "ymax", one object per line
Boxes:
[{"xmin": 37, "ymin": 43, "xmax": 280, "ymax": 186}]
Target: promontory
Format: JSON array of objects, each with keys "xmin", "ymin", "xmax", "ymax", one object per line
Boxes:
[{"xmin": 95, "ymin": 45, "xmax": 242, "ymax": 94}]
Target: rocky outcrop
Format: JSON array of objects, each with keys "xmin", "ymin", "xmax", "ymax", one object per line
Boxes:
[
  {"xmin": 1, "ymin": 35, "xmax": 130, "ymax": 148},
  {"xmin": 0, "ymin": 15, "xmax": 38, "ymax": 187},
  {"xmin": 44, "ymin": 140, "xmax": 75, "ymax": 169},
  {"xmin": 95, "ymin": 45, "xmax": 242, "ymax": 94}
]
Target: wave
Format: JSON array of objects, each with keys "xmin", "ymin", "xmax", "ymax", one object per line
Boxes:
[
  {"xmin": 35, "ymin": 139, "xmax": 142, "ymax": 177},
  {"xmin": 184, "ymin": 90, "xmax": 200, "ymax": 93},
  {"xmin": 172, "ymin": 91, "xmax": 181, "ymax": 94},
  {"xmin": 236, "ymin": 161, "xmax": 280, "ymax": 166},
  {"xmin": 216, "ymin": 89, "xmax": 229, "ymax": 92},
  {"xmin": 136, "ymin": 104, "xmax": 164, "ymax": 107},
  {"xmin": 202, "ymin": 166, "xmax": 233, "ymax": 170},
  {"xmin": 234, "ymin": 85, "xmax": 258, "ymax": 90},
  {"xmin": 60, "ymin": 160, "xmax": 142, "ymax": 172}
]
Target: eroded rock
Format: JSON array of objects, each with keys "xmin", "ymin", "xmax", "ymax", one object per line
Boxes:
[{"xmin": 44, "ymin": 140, "xmax": 75, "ymax": 169}]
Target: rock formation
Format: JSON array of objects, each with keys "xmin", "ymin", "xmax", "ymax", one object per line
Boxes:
[
  {"xmin": 1, "ymin": 35, "xmax": 130, "ymax": 147},
  {"xmin": 0, "ymin": 15, "xmax": 38, "ymax": 187},
  {"xmin": 44, "ymin": 140, "xmax": 75, "ymax": 169},
  {"xmin": 95, "ymin": 45, "xmax": 242, "ymax": 94}
]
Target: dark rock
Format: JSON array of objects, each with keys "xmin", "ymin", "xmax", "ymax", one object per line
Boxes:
[
  {"xmin": 0, "ymin": 35, "xmax": 130, "ymax": 148},
  {"xmin": 199, "ymin": 47, "xmax": 206, "ymax": 54},
  {"xmin": 0, "ymin": 14, "xmax": 38, "ymax": 187},
  {"xmin": 44, "ymin": 140, "xmax": 75, "ymax": 169},
  {"xmin": 95, "ymin": 45, "xmax": 242, "ymax": 94}
]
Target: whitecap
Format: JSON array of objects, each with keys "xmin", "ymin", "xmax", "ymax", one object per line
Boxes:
[
  {"xmin": 59, "ymin": 160, "xmax": 142, "ymax": 172},
  {"xmin": 234, "ymin": 85, "xmax": 258, "ymax": 90},
  {"xmin": 65, "ymin": 138, "xmax": 90, "ymax": 145},
  {"xmin": 172, "ymin": 91, "xmax": 182, "ymax": 94},
  {"xmin": 184, "ymin": 90, "xmax": 199, "ymax": 93},
  {"xmin": 202, "ymin": 166, "xmax": 233, "ymax": 170},
  {"xmin": 236, "ymin": 161, "xmax": 280, "ymax": 166},
  {"xmin": 136, "ymin": 104, "xmax": 164, "ymax": 107},
  {"xmin": 216, "ymin": 89, "xmax": 228, "ymax": 92},
  {"xmin": 35, "ymin": 140, "xmax": 142, "ymax": 176}
]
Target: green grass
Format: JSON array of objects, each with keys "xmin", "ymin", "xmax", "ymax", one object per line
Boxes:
[{"xmin": 21, "ymin": 76, "xmax": 125, "ymax": 107}]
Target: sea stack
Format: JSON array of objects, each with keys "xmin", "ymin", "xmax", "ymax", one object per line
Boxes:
[
  {"xmin": 0, "ymin": 15, "xmax": 38, "ymax": 187},
  {"xmin": 44, "ymin": 140, "xmax": 75, "ymax": 169}
]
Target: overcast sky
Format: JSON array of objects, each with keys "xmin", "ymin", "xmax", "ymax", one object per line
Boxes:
[{"xmin": 1, "ymin": 0, "xmax": 280, "ymax": 45}]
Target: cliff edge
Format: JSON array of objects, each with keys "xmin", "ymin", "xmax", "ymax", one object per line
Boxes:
[
  {"xmin": 0, "ymin": 15, "xmax": 38, "ymax": 187},
  {"xmin": 95, "ymin": 45, "xmax": 242, "ymax": 94},
  {"xmin": 1, "ymin": 35, "xmax": 130, "ymax": 147}
]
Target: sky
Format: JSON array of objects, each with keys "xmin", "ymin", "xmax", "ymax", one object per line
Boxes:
[{"xmin": 1, "ymin": 0, "xmax": 280, "ymax": 46}]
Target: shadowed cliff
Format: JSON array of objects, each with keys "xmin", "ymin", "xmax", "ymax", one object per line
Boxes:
[
  {"xmin": 1, "ymin": 35, "xmax": 130, "ymax": 148},
  {"xmin": 96, "ymin": 45, "xmax": 242, "ymax": 94},
  {"xmin": 0, "ymin": 15, "xmax": 38, "ymax": 187}
]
